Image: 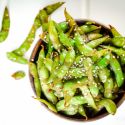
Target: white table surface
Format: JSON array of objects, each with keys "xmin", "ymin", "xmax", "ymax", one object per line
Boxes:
[{"xmin": 0, "ymin": 0, "xmax": 125, "ymax": 125}]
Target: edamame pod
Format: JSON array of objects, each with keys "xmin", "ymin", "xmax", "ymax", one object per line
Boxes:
[{"xmin": 0, "ymin": 7, "xmax": 10, "ymax": 43}]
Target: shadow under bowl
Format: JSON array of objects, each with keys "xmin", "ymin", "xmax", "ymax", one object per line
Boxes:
[{"xmin": 29, "ymin": 20, "xmax": 125, "ymax": 122}]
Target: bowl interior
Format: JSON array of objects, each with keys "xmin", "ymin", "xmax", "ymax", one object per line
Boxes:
[{"xmin": 29, "ymin": 20, "xmax": 125, "ymax": 121}]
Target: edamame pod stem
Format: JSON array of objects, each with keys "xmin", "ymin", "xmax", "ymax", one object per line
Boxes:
[
  {"xmin": 97, "ymin": 99, "xmax": 116, "ymax": 115},
  {"xmin": 0, "ymin": 7, "xmax": 10, "ymax": 43},
  {"xmin": 110, "ymin": 54, "xmax": 124, "ymax": 87},
  {"xmin": 29, "ymin": 62, "xmax": 41, "ymax": 97}
]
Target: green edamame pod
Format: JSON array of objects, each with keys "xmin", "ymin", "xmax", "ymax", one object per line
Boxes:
[
  {"xmin": 97, "ymin": 53, "xmax": 110, "ymax": 69},
  {"xmin": 56, "ymin": 96, "xmax": 87, "ymax": 113},
  {"xmin": 34, "ymin": 97, "xmax": 57, "ymax": 113},
  {"xmin": 46, "ymin": 35, "xmax": 54, "ymax": 58},
  {"xmin": 80, "ymin": 85, "xmax": 97, "ymax": 110},
  {"xmin": 104, "ymin": 78, "xmax": 114, "ymax": 99},
  {"xmin": 109, "ymin": 25, "xmax": 125, "ymax": 47},
  {"xmin": 110, "ymin": 54, "xmax": 124, "ymax": 87},
  {"xmin": 103, "ymin": 46, "xmax": 125, "ymax": 64},
  {"xmin": 37, "ymin": 47, "xmax": 57, "ymax": 104},
  {"xmin": 39, "ymin": 2, "xmax": 65, "ymax": 31},
  {"xmin": 79, "ymin": 24, "xmax": 101, "ymax": 34},
  {"xmin": 87, "ymin": 36, "xmax": 110, "ymax": 48},
  {"xmin": 49, "ymin": 20, "xmax": 61, "ymax": 51},
  {"xmin": 56, "ymin": 47, "xmax": 75, "ymax": 80},
  {"xmin": 42, "ymin": 2, "xmax": 64, "ymax": 15},
  {"xmin": 103, "ymin": 46, "xmax": 125, "ymax": 56},
  {"xmin": 47, "ymin": 55, "xmax": 60, "ymax": 84},
  {"xmin": 64, "ymin": 8, "xmax": 76, "ymax": 29},
  {"xmin": 73, "ymin": 55, "xmax": 84, "ymax": 67},
  {"xmin": 87, "ymin": 33, "xmax": 102, "ymax": 41},
  {"xmin": 58, "ymin": 21, "xmax": 68, "ymax": 32},
  {"xmin": 74, "ymin": 32, "xmax": 95, "ymax": 56},
  {"xmin": 83, "ymin": 57, "xmax": 99, "ymax": 97},
  {"xmin": 53, "ymin": 82, "xmax": 63, "ymax": 98},
  {"xmin": 97, "ymin": 99, "xmax": 116, "ymax": 115},
  {"xmin": 98, "ymin": 68, "xmax": 110, "ymax": 83},
  {"xmin": 0, "ymin": 7, "xmax": 10, "ymax": 43},
  {"xmin": 7, "ymin": 52, "xmax": 28, "ymax": 64},
  {"xmin": 92, "ymin": 49, "xmax": 108, "ymax": 62},
  {"xmin": 11, "ymin": 71, "xmax": 25, "ymax": 80},
  {"xmin": 59, "ymin": 32, "xmax": 74, "ymax": 47},
  {"xmin": 63, "ymin": 81, "xmax": 76, "ymax": 106},
  {"xmin": 59, "ymin": 49, "xmax": 67, "ymax": 65},
  {"xmin": 112, "ymin": 37, "xmax": 125, "ymax": 47},
  {"xmin": 109, "ymin": 25, "xmax": 121, "ymax": 37},
  {"xmin": 29, "ymin": 62, "xmax": 41, "ymax": 97},
  {"xmin": 78, "ymin": 105, "xmax": 87, "ymax": 120},
  {"xmin": 44, "ymin": 58, "xmax": 53, "ymax": 72},
  {"xmin": 55, "ymin": 19, "xmax": 74, "ymax": 48}
]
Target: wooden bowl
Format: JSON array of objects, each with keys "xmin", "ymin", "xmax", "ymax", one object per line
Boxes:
[{"xmin": 29, "ymin": 20, "xmax": 125, "ymax": 122}]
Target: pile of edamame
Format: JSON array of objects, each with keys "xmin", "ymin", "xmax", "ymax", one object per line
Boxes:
[{"xmin": 29, "ymin": 8, "xmax": 125, "ymax": 119}]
